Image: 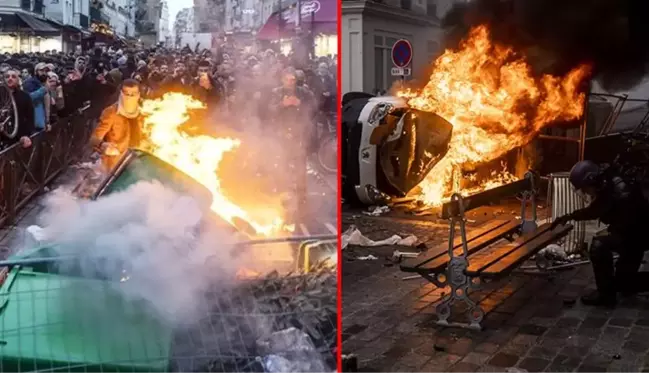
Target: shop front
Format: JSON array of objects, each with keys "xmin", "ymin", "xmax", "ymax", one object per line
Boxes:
[
  {"xmin": 256, "ymin": 0, "xmax": 336, "ymax": 57},
  {"xmin": 0, "ymin": 12, "xmax": 61, "ymax": 53}
]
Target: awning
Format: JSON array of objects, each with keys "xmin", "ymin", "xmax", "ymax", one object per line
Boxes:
[
  {"xmin": 0, "ymin": 13, "xmax": 30, "ymax": 32},
  {"xmin": 16, "ymin": 12, "xmax": 60, "ymax": 35},
  {"xmin": 256, "ymin": 12, "xmax": 293, "ymax": 40},
  {"xmin": 257, "ymin": 0, "xmax": 336, "ymax": 40},
  {"xmin": 63, "ymin": 24, "xmax": 83, "ymax": 33}
]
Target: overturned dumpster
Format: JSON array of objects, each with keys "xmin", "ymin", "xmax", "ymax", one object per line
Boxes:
[{"xmin": 0, "ymin": 149, "xmax": 337, "ymax": 372}]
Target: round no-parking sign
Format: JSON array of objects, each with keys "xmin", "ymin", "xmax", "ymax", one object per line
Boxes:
[{"xmin": 391, "ymin": 39, "xmax": 413, "ymax": 68}]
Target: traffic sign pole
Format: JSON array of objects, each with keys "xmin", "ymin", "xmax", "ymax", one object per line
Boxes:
[{"xmin": 391, "ymin": 39, "xmax": 413, "ymax": 87}]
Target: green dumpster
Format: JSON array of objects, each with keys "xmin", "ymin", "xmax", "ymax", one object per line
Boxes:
[{"xmin": 0, "ymin": 267, "xmax": 172, "ymax": 372}]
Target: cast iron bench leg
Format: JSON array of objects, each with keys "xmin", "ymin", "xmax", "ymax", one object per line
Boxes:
[
  {"xmin": 435, "ymin": 258, "xmax": 484, "ymax": 330},
  {"xmin": 434, "ymin": 193, "xmax": 486, "ymax": 330}
]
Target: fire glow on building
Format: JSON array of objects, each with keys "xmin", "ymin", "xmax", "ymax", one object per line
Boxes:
[{"xmin": 398, "ymin": 25, "xmax": 590, "ymax": 206}]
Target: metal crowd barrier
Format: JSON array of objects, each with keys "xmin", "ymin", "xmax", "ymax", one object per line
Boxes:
[
  {"xmin": 297, "ymin": 238, "xmax": 337, "ymax": 273},
  {"xmin": 547, "ymin": 172, "xmax": 587, "ymax": 255},
  {"xmin": 0, "ymin": 104, "xmax": 95, "ymax": 228}
]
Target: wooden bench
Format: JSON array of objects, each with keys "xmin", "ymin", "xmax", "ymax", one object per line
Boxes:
[{"xmin": 400, "ymin": 172, "xmax": 573, "ymax": 330}]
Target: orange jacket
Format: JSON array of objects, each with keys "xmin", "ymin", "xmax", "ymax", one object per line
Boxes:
[{"xmin": 91, "ymin": 103, "xmax": 144, "ymax": 170}]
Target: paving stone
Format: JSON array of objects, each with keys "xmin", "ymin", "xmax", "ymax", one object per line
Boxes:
[
  {"xmin": 548, "ymin": 355, "xmax": 582, "ymax": 372},
  {"xmin": 474, "ymin": 342, "xmax": 501, "ymax": 354},
  {"xmin": 397, "ymin": 351, "xmax": 432, "ymax": 369},
  {"xmin": 461, "ymin": 352, "xmax": 492, "ymax": 365},
  {"xmin": 608, "ymin": 317, "xmax": 635, "ymax": 328},
  {"xmin": 449, "ymin": 362, "xmax": 480, "ymax": 372},
  {"xmin": 476, "ymin": 365, "xmax": 506, "ymax": 372},
  {"xmin": 488, "ymin": 353, "xmax": 520, "ymax": 368},
  {"xmin": 519, "ymin": 324, "xmax": 548, "ymax": 336},
  {"xmin": 446, "ymin": 338, "xmax": 474, "ymax": 356},
  {"xmin": 624, "ymin": 340, "xmax": 649, "ymax": 354},
  {"xmin": 342, "ymin": 215, "xmax": 649, "ymax": 372},
  {"xmin": 556, "ymin": 317, "xmax": 583, "ymax": 329},
  {"xmin": 527, "ymin": 346, "xmax": 560, "ymax": 360},
  {"xmin": 419, "ymin": 353, "xmax": 462, "ymax": 372},
  {"xmin": 518, "ymin": 357, "xmax": 551, "ymax": 372},
  {"xmin": 576, "ymin": 364, "xmax": 607, "ymax": 372}
]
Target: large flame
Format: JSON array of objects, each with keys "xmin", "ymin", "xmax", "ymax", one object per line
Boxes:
[
  {"xmin": 139, "ymin": 93, "xmax": 290, "ymax": 236},
  {"xmin": 399, "ymin": 25, "xmax": 591, "ymax": 206}
]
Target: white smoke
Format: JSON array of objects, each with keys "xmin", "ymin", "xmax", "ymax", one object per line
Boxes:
[{"xmin": 35, "ymin": 180, "xmax": 245, "ymax": 326}]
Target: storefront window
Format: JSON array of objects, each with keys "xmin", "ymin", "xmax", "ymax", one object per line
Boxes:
[
  {"xmin": 0, "ymin": 35, "xmax": 16, "ymax": 53},
  {"xmin": 314, "ymin": 34, "xmax": 335, "ymax": 57},
  {"xmin": 280, "ymin": 39, "xmax": 292, "ymax": 55}
]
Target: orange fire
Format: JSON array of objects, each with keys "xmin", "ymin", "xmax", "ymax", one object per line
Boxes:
[
  {"xmin": 399, "ymin": 25, "xmax": 591, "ymax": 206},
  {"xmin": 139, "ymin": 93, "xmax": 292, "ymax": 237}
]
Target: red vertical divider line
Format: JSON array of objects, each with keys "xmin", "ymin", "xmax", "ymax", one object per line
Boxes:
[{"xmin": 336, "ymin": 0, "xmax": 343, "ymax": 369}]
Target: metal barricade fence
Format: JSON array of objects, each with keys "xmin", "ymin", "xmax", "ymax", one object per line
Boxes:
[
  {"xmin": 547, "ymin": 172, "xmax": 587, "ymax": 255},
  {"xmin": 0, "ymin": 235, "xmax": 338, "ymax": 372},
  {"xmin": 0, "ymin": 105, "xmax": 94, "ymax": 227}
]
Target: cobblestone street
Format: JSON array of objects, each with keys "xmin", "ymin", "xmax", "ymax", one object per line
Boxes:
[{"xmin": 342, "ymin": 207, "xmax": 649, "ymax": 372}]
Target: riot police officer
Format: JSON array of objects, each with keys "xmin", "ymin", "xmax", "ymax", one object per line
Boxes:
[{"xmin": 551, "ymin": 160, "xmax": 649, "ymax": 307}]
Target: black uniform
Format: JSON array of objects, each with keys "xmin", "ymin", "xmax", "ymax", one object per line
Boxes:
[{"xmin": 559, "ymin": 169, "xmax": 649, "ymax": 304}]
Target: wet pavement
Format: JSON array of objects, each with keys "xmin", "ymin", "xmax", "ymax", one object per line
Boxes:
[{"xmin": 341, "ymin": 205, "xmax": 649, "ymax": 372}]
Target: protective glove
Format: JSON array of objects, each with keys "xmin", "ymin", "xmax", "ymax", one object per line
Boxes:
[{"xmin": 550, "ymin": 214, "xmax": 572, "ymax": 230}]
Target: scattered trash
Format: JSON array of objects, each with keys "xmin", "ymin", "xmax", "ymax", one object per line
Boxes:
[
  {"xmin": 25, "ymin": 225, "xmax": 47, "ymax": 247},
  {"xmin": 613, "ymin": 354, "xmax": 621, "ymax": 360},
  {"xmin": 256, "ymin": 327, "xmax": 329, "ymax": 372},
  {"xmin": 539, "ymin": 244, "xmax": 568, "ymax": 261},
  {"xmin": 466, "ymin": 219, "xmax": 476, "ymax": 223},
  {"xmin": 341, "ymin": 354, "xmax": 358, "ymax": 372},
  {"xmin": 357, "ymin": 255, "xmax": 378, "ymax": 261},
  {"xmin": 365, "ymin": 185, "xmax": 391, "ymax": 205},
  {"xmin": 392, "ymin": 250, "xmax": 420, "ymax": 261},
  {"xmin": 363, "ymin": 205, "xmax": 390, "ymax": 216},
  {"xmin": 506, "ymin": 368, "xmax": 528, "ymax": 373},
  {"xmin": 341, "ymin": 225, "xmax": 418, "ymax": 250},
  {"xmin": 402, "ymin": 275, "xmax": 421, "ymax": 281}
]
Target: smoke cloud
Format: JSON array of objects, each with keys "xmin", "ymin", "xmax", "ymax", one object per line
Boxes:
[
  {"xmin": 35, "ymin": 181, "xmax": 244, "ymax": 324},
  {"xmin": 442, "ymin": 0, "xmax": 649, "ymax": 91}
]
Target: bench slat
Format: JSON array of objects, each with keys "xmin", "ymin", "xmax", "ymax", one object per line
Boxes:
[
  {"xmin": 400, "ymin": 219, "xmax": 510, "ymax": 272},
  {"xmin": 477, "ymin": 224, "xmax": 573, "ymax": 278},
  {"xmin": 441, "ymin": 178, "xmax": 532, "ymax": 219},
  {"xmin": 465, "ymin": 223, "xmax": 573, "ymax": 278},
  {"xmin": 416, "ymin": 220, "xmax": 521, "ymax": 273}
]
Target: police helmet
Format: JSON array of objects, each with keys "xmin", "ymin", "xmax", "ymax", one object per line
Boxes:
[{"xmin": 568, "ymin": 160, "xmax": 600, "ymax": 190}]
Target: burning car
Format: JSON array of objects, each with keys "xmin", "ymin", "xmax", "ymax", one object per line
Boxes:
[
  {"xmin": 344, "ymin": 26, "xmax": 591, "ymax": 208},
  {"xmin": 341, "ymin": 93, "xmax": 453, "ymax": 205}
]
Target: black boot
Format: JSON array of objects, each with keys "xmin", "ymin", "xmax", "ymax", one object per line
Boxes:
[{"xmin": 581, "ymin": 290, "xmax": 616, "ymax": 308}]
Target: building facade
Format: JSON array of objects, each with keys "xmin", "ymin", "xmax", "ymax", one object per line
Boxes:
[
  {"xmin": 157, "ymin": 0, "xmax": 169, "ymax": 44},
  {"xmin": 173, "ymin": 6, "xmax": 193, "ymax": 47},
  {"xmin": 193, "ymin": 0, "xmax": 224, "ymax": 33},
  {"xmin": 342, "ymin": 0, "xmax": 461, "ymax": 94},
  {"xmin": 0, "ymin": 0, "xmax": 90, "ymax": 53},
  {"xmin": 101, "ymin": 0, "xmax": 135, "ymax": 37}
]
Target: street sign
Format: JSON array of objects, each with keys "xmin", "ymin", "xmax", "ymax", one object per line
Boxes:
[
  {"xmin": 391, "ymin": 39, "xmax": 413, "ymax": 68},
  {"xmin": 391, "ymin": 67, "xmax": 412, "ymax": 76}
]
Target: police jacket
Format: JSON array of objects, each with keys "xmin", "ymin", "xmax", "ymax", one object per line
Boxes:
[{"xmin": 569, "ymin": 173, "xmax": 649, "ymax": 237}]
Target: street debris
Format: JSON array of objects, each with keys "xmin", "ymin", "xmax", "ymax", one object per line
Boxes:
[
  {"xmin": 539, "ymin": 243, "xmax": 568, "ymax": 260},
  {"xmin": 357, "ymin": 255, "xmax": 379, "ymax": 261},
  {"xmin": 364, "ymin": 185, "xmax": 391, "ymax": 205},
  {"xmin": 506, "ymin": 368, "xmax": 528, "ymax": 373},
  {"xmin": 341, "ymin": 225, "xmax": 418, "ymax": 249},
  {"xmin": 401, "ymin": 275, "xmax": 421, "ymax": 281},
  {"xmin": 362, "ymin": 205, "xmax": 390, "ymax": 216},
  {"xmin": 257, "ymin": 328, "xmax": 330, "ymax": 372},
  {"xmin": 392, "ymin": 250, "xmax": 420, "ymax": 260}
]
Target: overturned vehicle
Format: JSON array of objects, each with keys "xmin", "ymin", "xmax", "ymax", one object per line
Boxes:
[{"xmin": 341, "ymin": 92, "xmax": 453, "ymax": 205}]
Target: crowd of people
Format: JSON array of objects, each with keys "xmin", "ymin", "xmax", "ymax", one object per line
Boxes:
[{"xmin": 0, "ymin": 40, "xmax": 337, "ymax": 160}]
